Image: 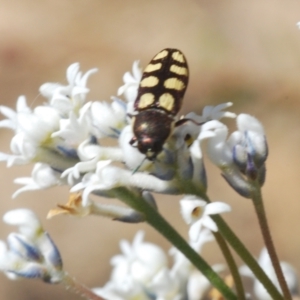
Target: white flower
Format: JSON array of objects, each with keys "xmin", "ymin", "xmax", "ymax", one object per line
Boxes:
[
  {"xmin": 94, "ymin": 281, "xmax": 147, "ymax": 300},
  {"xmin": 90, "ymin": 97, "xmax": 127, "ymax": 138},
  {"xmin": 202, "ymin": 102, "xmax": 236, "ymax": 120},
  {"xmin": 185, "ymin": 102, "xmax": 236, "ymax": 124},
  {"xmin": 187, "ymin": 269, "xmax": 214, "ymax": 300},
  {"xmin": 0, "ymin": 102, "xmax": 62, "ymax": 167},
  {"xmin": 78, "ymin": 140, "xmax": 123, "ymax": 163},
  {"xmin": 0, "ymin": 95, "xmax": 31, "ymax": 131},
  {"xmin": 117, "ymin": 60, "xmax": 142, "ymax": 107},
  {"xmin": 0, "ymin": 209, "xmax": 63, "ymax": 283},
  {"xmin": 119, "ymin": 125, "xmax": 152, "ymax": 171},
  {"xmin": 199, "ymin": 120, "xmax": 232, "ymax": 167},
  {"xmin": 148, "ymin": 267, "xmax": 182, "ymax": 300},
  {"xmin": 39, "ymin": 62, "xmax": 97, "ymax": 115},
  {"xmin": 71, "ymin": 161, "xmax": 178, "ymax": 206},
  {"xmin": 189, "ymin": 140, "xmax": 207, "ymax": 191},
  {"xmin": 112, "ymin": 231, "xmax": 168, "ymax": 284},
  {"xmin": 62, "ymin": 142, "xmax": 124, "ymax": 186},
  {"xmin": 0, "ymin": 133, "xmax": 35, "ymax": 166},
  {"xmin": 70, "ymin": 160, "xmax": 114, "ymax": 205},
  {"xmin": 3, "ymin": 209, "xmax": 41, "ymax": 238},
  {"xmin": 180, "ymin": 196, "xmax": 231, "ymax": 242},
  {"xmin": 12, "ymin": 163, "xmax": 61, "ymax": 198},
  {"xmin": 52, "ymin": 102, "xmax": 92, "ymax": 146},
  {"xmin": 18, "ymin": 106, "xmax": 61, "ymax": 145},
  {"xmin": 94, "ymin": 231, "xmax": 183, "ymax": 300}
]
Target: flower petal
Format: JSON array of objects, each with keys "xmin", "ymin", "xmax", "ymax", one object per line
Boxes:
[
  {"xmin": 201, "ymin": 217, "xmax": 218, "ymax": 232},
  {"xmin": 204, "ymin": 202, "xmax": 231, "ymax": 215}
]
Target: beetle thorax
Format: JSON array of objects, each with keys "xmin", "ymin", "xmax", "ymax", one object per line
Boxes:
[{"xmin": 132, "ymin": 109, "xmax": 174, "ymax": 160}]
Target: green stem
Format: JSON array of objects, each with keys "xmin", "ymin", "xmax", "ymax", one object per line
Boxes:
[
  {"xmin": 113, "ymin": 187, "xmax": 237, "ymax": 300},
  {"xmin": 213, "ymin": 232, "xmax": 246, "ymax": 300},
  {"xmin": 251, "ymin": 183, "xmax": 292, "ymax": 300},
  {"xmin": 184, "ymin": 182, "xmax": 284, "ymax": 300}
]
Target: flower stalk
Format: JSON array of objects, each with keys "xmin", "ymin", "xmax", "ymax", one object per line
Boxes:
[
  {"xmin": 212, "ymin": 232, "xmax": 246, "ymax": 300},
  {"xmin": 250, "ymin": 182, "xmax": 292, "ymax": 300}
]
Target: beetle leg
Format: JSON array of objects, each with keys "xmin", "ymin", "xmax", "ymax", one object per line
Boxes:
[
  {"xmin": 129, "ymin": 136, "xmax": 137, "ymax": 147},
  {"xmin": 175, "ymin": 118, "xmax": 204, "ymax": 127}
]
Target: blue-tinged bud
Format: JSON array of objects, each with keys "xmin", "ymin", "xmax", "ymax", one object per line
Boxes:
[
  {"xmin": 11, "ymin": 263, "xmax": 45, "ymax": 280},
  {"xmin": 151, "ymin": 161, "xmax": 175, "ymax": 181},
  {"xmin": 57, "ymin": 145, "xmax": 79, "ymax": 159},
  {"xmin": 245, "ymin": 154, "xmax": 259, "ymax": 181},
  {"xmin": 244, "ymin": 130, "xmax": 268, "ymax": 169},
  {"xmin": 7, "ymin": 233, "xmax": 42, "ymax": 262},
  {"xmin": 236, "ymin": 114, "xmax": 268, "ymax": 167},
  {"xmin": 232, "ymin": 144, "xmax": 247, "ymax": 172},
  {"xmin": 229, "ymin": 115, "xmax": 268, "ymax": 185},
  {"xmin": 115, "ymin": 211, "xmax": 145, "ymax": 223},
  {"xmin": 177, "ymin": 152, "xmax": 194, "ymax": 181},
  {"xmin": 222, "ymin": 169, "xmax": 253, "ymax": 198},
  {"xmin": 0, "ymin": 209, "xmax": 64, "ymax": 284},
  {"xmin": 41, "ymin": 232, "xmax": 63, "ymax": 270},
  {"xmin": 190, "ymin": 141, "xmax": 207, "ymax": 193},
  {"xmin": 160, "ymin": 147, "xmax": 176, "ymax": 165},
  {"xmin": 36, "ymin": 147, "xmax": 79, "ymax": 172},
  {"xmin": 142, "ymin": 191, "xmax": 157, "ymax": 210}
]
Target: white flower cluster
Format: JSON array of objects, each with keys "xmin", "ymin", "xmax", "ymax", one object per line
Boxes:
[
  {"xmin": 0, "ymin": 60, "xmax": 278, "ymax": 299},
  {"xmin": 93, "ymin": 230, "xmax": 217, "ymax": 300},
  {"xmin": 0, "ymin": 209, "xmax": 63, "ymax": 283},
  {"xmin": 95, "ymin": 231, "xmax": 299, "ymax": 300},
  {"xmin": 0, "ymin": 62, "xmax": 239, "ymax": 205}
]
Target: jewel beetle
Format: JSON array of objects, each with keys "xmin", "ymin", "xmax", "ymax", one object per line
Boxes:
[{"xmin": 129, "ymin": 48, "xmax": 189, "ymax": 161}]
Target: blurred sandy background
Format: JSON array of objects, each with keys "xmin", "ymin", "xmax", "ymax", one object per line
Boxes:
[{"xmin": 1, "ymin": 0, "xmax": 300, "ymax": 299}]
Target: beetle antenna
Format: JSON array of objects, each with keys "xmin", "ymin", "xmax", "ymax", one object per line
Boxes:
[{"xmin": 132, "ymin": 156, "xmax": 147, "ymax": 174}]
